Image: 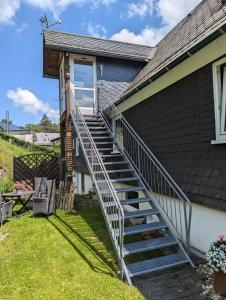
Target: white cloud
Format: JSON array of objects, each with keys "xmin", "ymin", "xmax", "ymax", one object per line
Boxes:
[
  {"xmin": 86, "ymin": 22, "xmax": 107, "ymax": 38},
  {"xmin": 0, "ymin": 0, "xmax": 116, "ymax": 24},
  {"xmin": 157, "ymin": 0, "xmax": 201, "ymax": 27},
  {"xmin": 7, "ymin": 88, "xmax": 59, "ymax": 122},
  {"xmin": 112, "ymin": 0, "xmax": 201, "ymax": 46},
  {"xmin": 0, "ymin": 0, "xmax": 20, "ymax": 24},
  {"xmin": 111, "ymin": 26, "xmax": 168, "ymax": 46},
  {"xmin": 16, "ymin": 22, "xmax": 28, "ymax": 34},
  {"xmin": 126, "ymin": 0, "xmax": 155, "ymax": 19}
]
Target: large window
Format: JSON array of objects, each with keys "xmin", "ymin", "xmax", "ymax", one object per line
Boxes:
[
  {"xmin": 70, "ymin": 55, "xmax": 96, "ymax": 113},
  {"xmin": 213, "ymin": 57, "xmax": 226, "ymax": 143}
]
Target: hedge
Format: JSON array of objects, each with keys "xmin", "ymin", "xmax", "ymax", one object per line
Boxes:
[{"xmin": 0, "ymin": 132, "xmax": 59, "ymax": 155}]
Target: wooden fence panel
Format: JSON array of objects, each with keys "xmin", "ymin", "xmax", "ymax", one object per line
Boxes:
[{"xmin": 13, "ymin": 153, "xmax": 59, "ymax": 190}]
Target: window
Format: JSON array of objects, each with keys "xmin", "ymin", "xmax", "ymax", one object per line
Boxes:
[
  {"xmin": 212, "ymin": 57, "xmax": 226, "ymax": 143},
  {"xmin": 59, "ymin": 56, "xmax": 65, "ymax": 115},
  {"xmin": 81, "ymin": 173, "xmax": 85, "ymax": 193},
  {"xmin": 70, "ymin": 54, "xmax": 96, "ymax": 113},
  {"xmin": 75, "ymin": 137, "xmax": 79, "ymax": 157},
  {"xmin": 113, "ymin": 116, "xmax": 123, "ymax": 147}
]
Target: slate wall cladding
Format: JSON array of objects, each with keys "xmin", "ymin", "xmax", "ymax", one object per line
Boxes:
[
  {"xmin": 96, "ymin": 57, "xmax": 145, "ymax": 83},
  {"xmin": 123, "ymin": 62, "xmax": 226, "ymax": 211}
]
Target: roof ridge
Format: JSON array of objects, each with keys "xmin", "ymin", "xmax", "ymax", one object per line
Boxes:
[
  {"xmin": 44, "ymin": 29, "xmax": 154, "ymax": 49},
  {"xmin": 154, "ymin": 0, "xmax": 207, "ymax": 48}
]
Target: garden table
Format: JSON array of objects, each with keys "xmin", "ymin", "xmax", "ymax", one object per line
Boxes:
[{"xmin": 2, "ymin": 191, "xmax": 35, "ymax": 217}]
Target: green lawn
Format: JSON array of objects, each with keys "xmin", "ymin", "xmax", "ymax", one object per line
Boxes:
[{"xmin": 0, "ymin": 198, "xmax": 144, "ymax": 300}]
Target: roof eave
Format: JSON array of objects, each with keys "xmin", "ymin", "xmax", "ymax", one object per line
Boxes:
[
  {"xmin": 44, "ymin": 44, "xmax": 151, "ymax": 62},
  {"xmin": 116, "ymin": 22, "xmax": 226, "ymax": 106}
]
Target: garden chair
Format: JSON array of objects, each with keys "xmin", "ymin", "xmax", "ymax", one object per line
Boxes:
[
  {"xmin": 32, "ymin": 179, "xmax": 56, "ymax": 216},
  {"xmin": 0, "ymin": 195, "xmax": 14, "ymax": 227}
]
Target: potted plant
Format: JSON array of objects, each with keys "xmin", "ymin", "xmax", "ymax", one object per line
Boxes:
[{"xmin": 207, "ymin": 234, "xmax": 226, "ymax": 296}]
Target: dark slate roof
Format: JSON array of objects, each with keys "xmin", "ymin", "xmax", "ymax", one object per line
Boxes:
[
  {"xmin": 98, "ymin": 80, "xmax": 130, "ymax": 106},
  {"xmin": 122, "ymin": 0, "xmax": 226, "ymax": 99},
  {"xmin": 0, "ymin": 122, "xmax": 19, "ymax": 131},
  {"xmin": 44, "ymin": 30, "xmax": 156, "ymax": 62}
]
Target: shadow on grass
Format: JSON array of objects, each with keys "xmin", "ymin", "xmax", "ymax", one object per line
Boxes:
[{"xmin": 47, "ymin": 210, "xmax": 119, "ymax": 278}]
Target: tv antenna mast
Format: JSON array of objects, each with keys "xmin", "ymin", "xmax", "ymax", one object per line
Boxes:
[{"xmin": 39, "ymin": 12, "xmax": 62, "ymax": 33}]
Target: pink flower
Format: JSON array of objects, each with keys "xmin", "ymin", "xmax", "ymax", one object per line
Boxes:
[{"xmin": 218, "ymin": 234, "xmax": 225, "ymax": 241}]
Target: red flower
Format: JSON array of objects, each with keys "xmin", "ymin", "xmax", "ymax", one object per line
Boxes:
[{"xmin": 218, "ymin": 234, "xmax": 225, "ymax": 241}]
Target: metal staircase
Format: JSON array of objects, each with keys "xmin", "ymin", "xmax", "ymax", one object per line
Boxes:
[{"xmin": 68, "ymin": 87, "xmax": 194, "ymax": 284}]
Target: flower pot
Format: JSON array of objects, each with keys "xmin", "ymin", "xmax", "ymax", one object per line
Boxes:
[{"xmin": 213, "ymin": 271, "xmax": 226, "ymax": 296}]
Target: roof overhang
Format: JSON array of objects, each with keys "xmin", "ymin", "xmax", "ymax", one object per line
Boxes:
[
  {"xmin": 43, "ymin": 30, "xmax": 155, "ymax": 79},
  {"xmin": 116, "ymin": 22, "xmax": 226, "ymax": 105}
]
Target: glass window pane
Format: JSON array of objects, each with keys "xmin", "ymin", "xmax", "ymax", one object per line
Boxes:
[
  {"xmin": 75, "ymin": 90, "xmax": 94, "ymax": 108},
  {"xmin": 74, "ymin": 60, "xmax": 93, "ymax": 88}
]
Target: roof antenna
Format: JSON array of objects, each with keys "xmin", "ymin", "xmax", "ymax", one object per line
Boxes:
[{"xmin": 39, "ymin": 11, "xmax": 62, "ymax": 33}]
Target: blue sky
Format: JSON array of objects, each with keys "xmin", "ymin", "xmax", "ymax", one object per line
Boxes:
[{"xmin": 0, "ymin": 0, "xmax": 200, "ymax": 126}]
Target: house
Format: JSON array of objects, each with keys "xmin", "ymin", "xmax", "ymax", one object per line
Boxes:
[
  {"xmin": 0, "ymin": 122, "xmax": 20, "ymax": 132},
  {"xmin": 33, "ymin": 132, "xmax": 60, "ymax": 146},
  {"xmin": 0, "ymin": 123, "xmax": 34, "ymax": 143},
  {"xmin": 42, "ymin": 0, "xmax": 226, "ymax": 284}
]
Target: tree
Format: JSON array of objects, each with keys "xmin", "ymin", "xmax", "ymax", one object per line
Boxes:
[
  {"xmin": 24, "ymin": 114, "xmax": 60, "ymax": 133},
  {"xmin": 1, "ymin": 119, "xmax": 13, "ymax": 125},
  {"xmin": 40, "ymin": 114, "xmax": 52, "ymax": 130}
]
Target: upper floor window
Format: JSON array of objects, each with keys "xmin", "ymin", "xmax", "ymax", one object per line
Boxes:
[{"xmin": 212, "ymin": 57, "xmax": 226, "ymax": 143}]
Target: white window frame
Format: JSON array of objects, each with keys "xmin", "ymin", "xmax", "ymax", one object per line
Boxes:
[
  {"xmin": 75, "ymin": 137, "xmax": 79, "ymax": 157},
  {"xmin": 69, "ymin": 54, "xmax": 97, "ymax": 113},
  {"xmin": 59, "ymin": 55, "xmax": 65, "ymax": 115},
  {"xmin": 212, "ymin": 57, "xmax": 226, "ymax": 144}
]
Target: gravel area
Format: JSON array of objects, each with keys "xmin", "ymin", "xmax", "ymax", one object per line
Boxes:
[{"xmin": 197, "ymin": 264, "xmax": 226, "ymax": 300}]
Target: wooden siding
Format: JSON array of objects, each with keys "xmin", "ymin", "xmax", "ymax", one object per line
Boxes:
[{"xmin": 124, "ymin": 61, "xmax": 226, "ymax": 211}]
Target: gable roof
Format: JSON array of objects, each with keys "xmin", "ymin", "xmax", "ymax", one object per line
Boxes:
[
  {"xmin": 0, "ymin": 122, "xmax": 19, "ymax": 131},
  {"xmin": 44, "ymin": 30, "xmax": 155, "ymax": 62},
  {"xmin": 120, "ymin": 0, "xmax": 226, "ymax": 102}
]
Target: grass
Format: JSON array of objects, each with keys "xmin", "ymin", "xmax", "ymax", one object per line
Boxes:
[
  {"xmin": 0, "ymin": 197, "xmax": 144, "ymax": 300},
  {"xmin": 0, "ymin": 138, "xmax": 31, "ymax": 192}
]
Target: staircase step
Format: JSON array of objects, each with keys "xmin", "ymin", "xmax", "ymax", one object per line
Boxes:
[
  {"xmin": 102, "ymin": 161, "xmax": 128, "ymax": 165},
  {"xmin": 101, "ymin": 185, "xmax": 143, "ymax": 194},
  {"xmin": 127, "ymin": 252, "xmax": 189, "ymax": 277},
  {"xmin": 121, "ymin": 197, "xmax": 151, "ymax": 206},
  {"xmin": 108, "ymin": 209, "xmax": 157, "ymax": 221},
  {"xmin": 92, "ymin": 136, "xmax": 113, "ymax": 139},
  {"xmin": 94, "ymin": 169, "xmax": 133, "ymax": 174},
  {"xmin": 88, "ymin": 154, "xmax": 122, "ymax": 158},
  {"xmin": 94, "ymin": 148, "xmax": 114, "ymax": 151},
  {"xmin": 85, "ymin": 126, "xmax": 106, "ymax": 130},
  {"xmin": 85, "ymin": 122, "xmax": 104, "ymax": 125},
  {"xmin": 123, "ymin": 235, "xmax": 177, "ymax": 255},
  {"xmin": 124, "ymin": 208, "xmax": 159, "ymax": 219},
  {"xmin": 84, "ymin": 117, "xmax": 101, "ymax": 121},
  {"xmin": 108, "ymin": 169, "xmax": 134, "ymax": 174},
  {"xmin": 90, "ymin": 131, "xmax": 109, "ymax": 134},
  {"xmin": 111, "ymin": 177, "xmax": 139, "ymax": 183},
  {"xmin": 115, "ymin": 186, "xmax": 145, "ymax": 193},
  {"xmin": 101, "ymin": 154, "xmax": 123, "ymax": 157},
  {"xmin": 83, "ymin": 142, "xmax": 114, "ymax": 145},
  {"xmin": 124, "ymin": 221, "xmax": 167, "ymax": 236}
]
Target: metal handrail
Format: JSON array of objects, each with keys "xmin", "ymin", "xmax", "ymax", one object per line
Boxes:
[
  {"xmin": 99, "ymin": 88, "xmax": 192, "ymax": 248},
  {"xmin": 68, "ymin": 87, "xmax": 127, "ymax": 280}
]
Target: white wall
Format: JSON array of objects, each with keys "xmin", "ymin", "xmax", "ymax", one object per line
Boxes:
[
  {"xmin": 75, "ymin": 172, "xmax": 93, "ymax": 195},
  {"xmin": 190, "ymin": 203, "xmax": 226, "ymax": 254},
  {"xmin": 116, "ymin": 184, "xmax": 226, "ymax": 255}
]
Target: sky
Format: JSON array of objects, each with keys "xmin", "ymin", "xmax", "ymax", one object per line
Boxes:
[{"xmin": 0, "ymin": 0, "xmax": 201, "ymax": 126}]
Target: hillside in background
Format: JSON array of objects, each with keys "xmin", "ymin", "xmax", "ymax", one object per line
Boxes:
[{"xmin": 0, "ymin": 139, "xmax": 31, "ymax": 192}]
